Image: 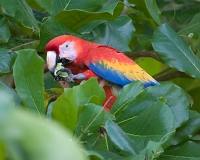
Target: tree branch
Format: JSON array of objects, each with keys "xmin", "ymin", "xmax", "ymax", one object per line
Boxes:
[{"xmin": 128, "ymin": 51, "xmax": 161, "ymax": 62}]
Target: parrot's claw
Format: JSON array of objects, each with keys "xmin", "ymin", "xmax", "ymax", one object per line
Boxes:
[
  {"xmin": 56, "ymin": 68, "xmax": 73, "ymax": 75},
  {"xmin": 55, "ymin": 68, "xmax": 86, "ymax": 82},
  {"xmin": 55, "ymin": 68, "xmax": 75, "ymax": 82}
]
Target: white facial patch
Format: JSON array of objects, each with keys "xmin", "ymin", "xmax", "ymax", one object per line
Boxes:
[
  {"xmin": 46, "ymin": 51, "xmax": 57, "ymax": 70},
  {"xmin": 59, "ymin": 42, "xmax": 77, "ymax": 61}
]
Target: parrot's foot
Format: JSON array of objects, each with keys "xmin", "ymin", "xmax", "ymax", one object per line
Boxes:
[
  {"xmin": 55, "ymin": 68, "xmax": 86, "ymax": 82},
  {"xmin": 72, "ymin": 73, "xmax": 86, "ymax": 80},
  {"xmin": 55, "ymin": 68, "xmax": 74, "ymax": 82}
]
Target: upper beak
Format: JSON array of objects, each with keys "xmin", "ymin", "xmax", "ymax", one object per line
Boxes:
[{"xmin": 46, "ymin": 51, "xmax": 60, "ymax": 77}]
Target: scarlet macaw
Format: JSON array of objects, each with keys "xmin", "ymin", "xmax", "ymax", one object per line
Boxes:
[{"xmin": 46, "ymin": 35, "xmax": 159, "ymax": 111}]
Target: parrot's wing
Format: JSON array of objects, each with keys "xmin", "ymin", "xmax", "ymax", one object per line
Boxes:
[{"xmin": 86, "ymin": 46, "xmax": 159, "ymax": 87}]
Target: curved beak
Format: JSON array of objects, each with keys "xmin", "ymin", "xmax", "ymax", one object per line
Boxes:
[{"xmin": 46, "ymin": 51, "xmax": 60, "ymax": 77}]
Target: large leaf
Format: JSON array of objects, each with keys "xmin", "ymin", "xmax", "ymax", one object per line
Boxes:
[
  {"xmin": 110, "ymin": 81, "xmax": 144, "ymax": 117},
  {"xmin": 13, "ymin": 49, "xmax": 44, "ymax": 115},
  {"xmin": 0, "ymin": 0, "xmax": 39, "ymax": 32},
  {"xmin": 145, "ymin": 141, "xmax": 164, "ymax": 159},
  {"xmin": 84, "ymin": 150, "xmax": 144, "ymax": 160},
  {"xmin": 0, "ymin": 81, "xmax": 20, "ymax": 105},
  {"xmin": 0, "ymin": 48, "xmax": 16, "ymax": 74},
  {"xmin": 178, "ymin": 12, "xmax": 200, "ymax": 39},
  {"xmin": 173, "ymin": 110, "xmax": 200, "ymax": 145},
  {"xmin": 76, "ymin": 78, "xmax": 105, "ymax": 106},
  {"xmin": 51, "ymin": 0, "xmax": 107, "ymax": 16},
  {"xmin": 84, "ymin": 150, "xmax": 105, "ymax": 160},
  {"xmin": 84, "ymin": 15, "xmax": 135, "ymax": 53},
  {"xmin": 54, "ymin": 2, "xmax": 124, "ymax": 30},
  {"xmin": 116, "ymin": 82, "xmax": 190, "ymax": 128},
  {"xmin": 152, "ymin": 23, "xmax": 200, "ymax": 80},
  {"xmin": 51, "ymin": 78, "xmax": 105, "ymax": 131},
  {"xmin": 52, "ymin": 88, "xmax": 78, "ymax": 132},
  {"xmin": 0, "ymin": 15, "xmax": 10, "ymax": 44},
  {"xmin": 75, "ymin": 104, "xmax": 105, "ymax": 148},
  {"xmin": 33, "ymin": 0, "xmax": 52, "ymax": 13},
  {"xmin": 40, "ymin": 17, "xmax": 81, "ymax": 48},
  {"xmin": 162, "ymin": 4, "xmax": 200, "ymax": 25},
  {"xmin": 120, "ymin": 102, "xmax": 175, "ymax": 150},
  {"xmin": 105, "ymin": 119, "xmax": 139, "ymax": 155},
  {"xmin": 128, "ymin": 10, "xmax": 157, "ymax": 29},
  {"xmin": 128, "ymin": 0, "xmax": 161, "ymax": 26},
  {"xmin": 159, "ymin": 141, "xmax": 200, "ymax": 159},
  {"xmin": 0, "ymin": 37, "xmax": 39, "ymax": 51},
  {"xmin": 0, "ymin": 91, "xmax": 86, "ymax": 160}
]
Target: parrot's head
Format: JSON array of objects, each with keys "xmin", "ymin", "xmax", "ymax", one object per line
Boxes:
[{"xmin": 45, "ymin": 35, "xmax": 89, "ymax": 77}]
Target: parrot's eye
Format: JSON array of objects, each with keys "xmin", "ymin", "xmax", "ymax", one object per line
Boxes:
[{"xmin": 66, "ymin": 44, "xmax": 68, "ymax": 48}]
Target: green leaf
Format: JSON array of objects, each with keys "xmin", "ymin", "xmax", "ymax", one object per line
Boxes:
[
  {"xmin": 0, "ymin": 37, "xmax": 39, "ymax": 51},
  {"xmin": 44, "ymin": 88, "xmax": 64, "ymax": 109},
  {"xmin": 0, "ymin": 91, "xmax": 87, "ymax": 160},
  {"xmin": 52, "ymin": 88, "xmax": 77, "ymax": 132},
  {"xmin": 0, "ymin": 48, "xmax": 16, "ymax": 74},
  {"xmin": 32, "ymin": 0, "xmax": 52, "ymax": 13},
  {"xmin": 162, "ymin": 4, "xmax": 200, "ymax": 25},
  {"xmin": 152, "ymin": 23, "xmax": 200, "ymax": 80},
  {"xmin": 76, "ymin": 78, "xmax": 105, "ymax": 106},
  {"xmin": 173, "ymin": 110, "xmax": 200, "ymax": 145},
  {"xmin": 85, "ymin": 15, "xmax": 135, "ymax": 53},
  {"xmin": 119, "ymin": 102, "xmax": 175, "ymax": 150},
  {"xmin": 0, "ymin": 0, "xmax": 39, "ymax": 32},
  {"xmin": 78, "ymin": 20, "xmax": 105, "ymax": 34},
  {"xmin": 110, "ymin": 81, "xmax": 144, "ymax": 117},
  {"xmin": 0, "ymin": 142, "xmax": 6, "ymax": 160},
  {"xmin": 13, "ymin": 49, "xmax": 44, "ymax": 115},
  {"xmin": 84, "ymin": 150, "xmax": 105, "ymax": 160},
  {"xmin": 51, "ymin": 78, "xmax": 105, "ymax": 132},
  {"xmin": 105, "ymin": 119, "xmax": 139, "ymax": 155},
  {"xmin": 75, "ymin": 104, "xmax": 105, "ymax": 148},
  {"xmin": 145, "ymin": 141, "xmax": 164, "ymax": 159},
  {"xmin": 128, "ymin": 0, "xmax": 162, "ymax": 25},
  {"xmin": 159, "ymin": 141, "xmax": 200, "ymax": 159},
  {"xmin": 40, "ymin": 17, "xmax": 81, "ymax": 48},
  {"xmin": 54, "ymin": 2, "xmax": 124, "ymax": 30},
  {"xmin": 0, "ymin": 15, "xmax": 10, "ymax": 44},
  {"xmin": 116, "ymin": 82, "xmax": 190, "ymax": 128},
  {"xmin": 51, "ymin": 0, "xmax": 107, "ymax": 16},
  {"xmin": 25, "ymin": 0, "xmax": 40, "ymax": 10},
  {"xmin": 136, "ymin": 34, "xmax": 153, "ymax": 50},
  {"xmin": 128, "ymin": 11, "xmax": 157, "ymax": 29},
  {"xmin": 178, "ymin": 12, "xmax": 200, "ymax": 39},
  {"xmin": 0, "ymin": 81, "xmax": 20, "ymax": 105},
  {"xmin": 10, "ymin": 40, "xmax": 40, "ymax": 52}
]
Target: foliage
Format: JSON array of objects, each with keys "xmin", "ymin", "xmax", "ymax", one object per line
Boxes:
[{"xmin": 0, "ymin": 0, "xmax": 200, "ymax": 159}]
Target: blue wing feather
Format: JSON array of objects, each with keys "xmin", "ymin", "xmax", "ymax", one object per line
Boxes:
[
  {"xmin": 89, "ymin": 62, "xmax": 133, "ymax": 86},
  {"xmin": 89, "ymin": 62, "xmax": 159, "ymax": 88}
]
